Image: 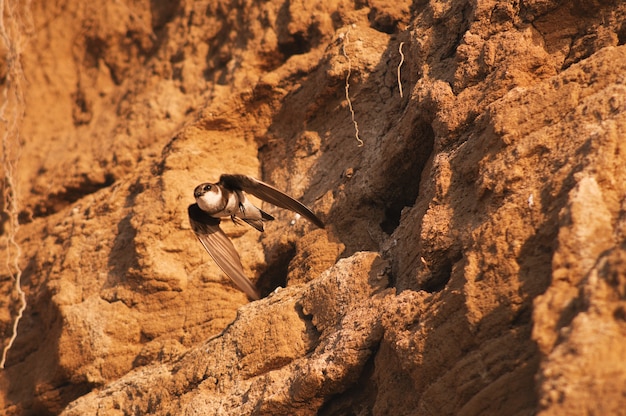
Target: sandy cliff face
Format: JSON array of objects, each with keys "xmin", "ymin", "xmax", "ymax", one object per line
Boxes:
[{"xmin": 1, "ymin": 0, "xmax": 625, "ymax": 414}]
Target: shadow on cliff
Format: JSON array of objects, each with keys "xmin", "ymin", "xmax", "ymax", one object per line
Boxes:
[
  {"xmin": 253, "ymin": 23, "xmax": 437, "ymax": 293},
  {"xmin": 248, "ymin": 10, "xmax": 441, "ymax": 410},
  {"xmin": 2, "ymin": 258, "xmax": 94, "ymax": 415},
  {"xmin": 248, "ymin": 0, "xmax": 585, "ymax": 411}
]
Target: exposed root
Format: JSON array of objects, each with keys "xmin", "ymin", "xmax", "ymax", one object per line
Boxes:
[
  {"xmin": 397, "ymin": 42, "xmax": 405, "ymax": 98},
  {"xmin": 0, "ymin": 0, "xmax": 30, "ymax": 369},
  {"xmin": 341, "ymin": 27, "xmax": 363, "ymax": 147}
]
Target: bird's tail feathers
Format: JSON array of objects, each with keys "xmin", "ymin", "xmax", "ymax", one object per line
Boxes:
[
  {"xmin": 260, "ymin": 209, "xmax": 274, "ymax": 221},
  {"xmin": 242, "ymin": 218, "xmax": 265, "ymax": 231},
  {"xmin": 241, "ymin": 209, "xmax": 274, "ymax": 232}
]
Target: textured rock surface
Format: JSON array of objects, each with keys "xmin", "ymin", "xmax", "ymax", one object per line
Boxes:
[{"xmin": 1, "ymin": 0, "xmax": 625, "ymax": 415}]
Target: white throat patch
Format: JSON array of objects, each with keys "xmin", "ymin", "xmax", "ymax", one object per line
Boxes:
[{"xmin": 197, "ymin": 187, "xmax": 224, "ymax": 212}]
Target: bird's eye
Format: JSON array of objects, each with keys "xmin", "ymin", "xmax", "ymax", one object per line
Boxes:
[{"xmin": 203, "ymin": 184, "xmax": 212, "ymax": 191}]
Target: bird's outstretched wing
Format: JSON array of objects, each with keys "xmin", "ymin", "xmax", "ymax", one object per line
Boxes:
[
  {"xmin": 219, "ymin": 174, "xmax": 325, "ymax": 229},
  {"xmin": 188, "ymin": 203, "xmax": 260, "ymax": 300}
]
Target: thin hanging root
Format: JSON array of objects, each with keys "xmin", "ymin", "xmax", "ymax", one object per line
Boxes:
[
  {"xmin": 0, "ymin": 165, "xmax": 25, "ymax": 369},
  {"xmin": 0, "ymin": 0, "xmax": 28, "ymax": 369},
  {"xmin": 397, "ymin": 41, "xmax": 405, "ymax": 98},
  {"xmin": 341, "ymin": 28, "xmax": 363, "ymax": 147}
]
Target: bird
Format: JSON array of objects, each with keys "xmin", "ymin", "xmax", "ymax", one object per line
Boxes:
[{"xmin": 188, "ymin": 174, "xmax": 325, "ymax": 300}]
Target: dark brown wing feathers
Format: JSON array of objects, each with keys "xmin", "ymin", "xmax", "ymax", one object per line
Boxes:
[
  {"xmin": 188, "ymin": 204, "xmax": 260, "ymax": 300},
  {"xmin": 219, "ymin": 174, "xmax": 325, "ymax": 228}
]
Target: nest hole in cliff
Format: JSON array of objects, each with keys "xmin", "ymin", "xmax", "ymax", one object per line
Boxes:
[
  {"xmin": 18, "ymin": 173, "xmax": 115, "ymax": 224},
  {"xmin": 255, "ymin": 240, "xmax": 296, "ymax": 297},
  {"xmin": 419, "ymin": 248, "xmax": 463, "ymax": 293},
  {"xmin": 618, "ymin": 20, "xmax": 626, "ymax": 45},
  {"xmin": 278, "ymin": 31, "xmax": 312, "ymax": 58},
  {"xmin": 275, "ymin": 2, "xmax": 322, "ymax": 60},
  {"xmin": 379, "ymin": 120, "xmax": 435, "ymax": 235},
  {"xmin": 367, "ymin": 6, "xmax": 406, "ymax": 34},
  {"xmin": 317, "ymin": 346, "xmax": 378, "ymax": 415}
]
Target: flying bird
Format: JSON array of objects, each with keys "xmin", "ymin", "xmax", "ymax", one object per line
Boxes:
[{"xmin": 188, "ymin": 174, "xmax": 325, "ymax": 300}]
